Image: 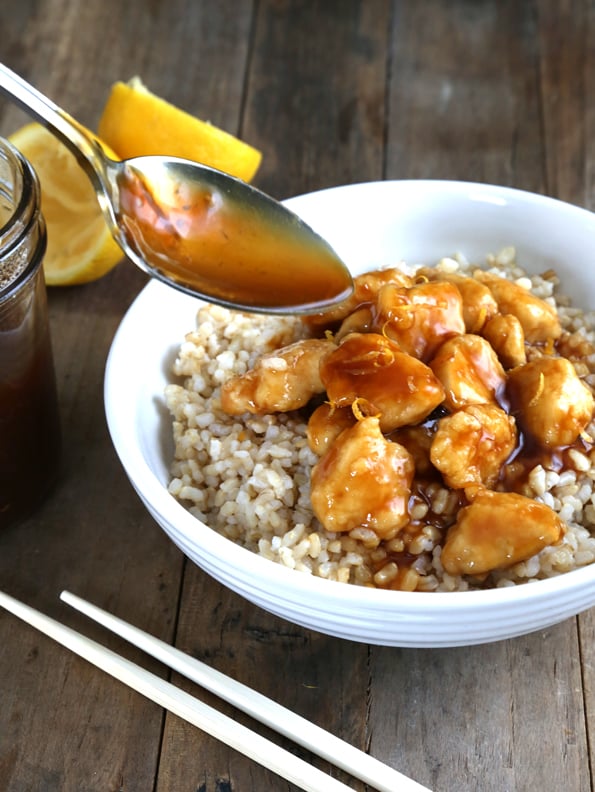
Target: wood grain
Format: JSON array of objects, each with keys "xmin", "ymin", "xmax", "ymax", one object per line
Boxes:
[
  {"xmin": 387, "ymin": 0, "xmax": 546, "ymax": 189},
  {"xmin": 156, "ymin": 3, "xmax": 390, "ymax": 789},
  {"xmin": 536, "ymin": 0, "xmax": 593, "ymax": 206},
  {"xmin": 0, "ymin": 1, "xmax": 594, "ymax": 791},
  {"xmin": 244, "ymin": 0, "xmax": 390, "ymax": 198}
]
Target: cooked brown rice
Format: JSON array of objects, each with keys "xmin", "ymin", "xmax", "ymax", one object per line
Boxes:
[{"xmin": 165, "ymin": 248, "xmax": 595, "ymax": 591}]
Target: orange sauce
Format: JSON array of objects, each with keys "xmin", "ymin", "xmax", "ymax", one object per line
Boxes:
[{"xmin": 115, "ymin": 166, "xmax": 353, "ymax": 312}]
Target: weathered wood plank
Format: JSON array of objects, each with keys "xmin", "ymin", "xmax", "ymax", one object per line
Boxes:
[
  {"xmin": 369, "ymin": 624, "xmax": 589, "ymax": 792},
  {"xmin": 243, "ymin": 0, "xmax": 391, "ymax": 198},
  {"xmin": 377, "ymin": 3, "xmax": 592, "ymax": 792},
  {"xmin": 156, "ymin": 2, "xmax": 391, "ymax": 790},
  {"xmin": 536, "ymin": 1, "xmax": 595, "ymax": 789},
  {"xmin": 0, "ymin": 0, "xmax": 254, "ymax": 789},
  {"xmin": 536, "ymin": 0, "xmax": 593, "ymax": 207},
  {"xmin": 156, "ymin": 573, "xmax": 371, "ymax": 791},
  {"xmin": 387, "ymin": 0, "xmax": 546, "ymax": 191},
  {"xmin": 0, "ymin": 1, "xmax": 594, "ymax": 790}
]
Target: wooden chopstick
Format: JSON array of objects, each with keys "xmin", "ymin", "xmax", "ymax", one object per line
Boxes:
[
  {"xmin": 60, "ymin": 590, "xmax": 431, "ymax": 792},
  {"xmin": 0, "ymin": 590, "xmax": 356, "ymax": 792}
]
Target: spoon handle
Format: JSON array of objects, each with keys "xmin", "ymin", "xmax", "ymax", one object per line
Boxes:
[{"xmin": 0, "ymin": 62, "xmax": 109, "ymax": 190}]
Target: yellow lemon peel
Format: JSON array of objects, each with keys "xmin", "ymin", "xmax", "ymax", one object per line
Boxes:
[
  {"xmin": 8, "ymin": 123, "xmax": 123, "ymax": 285},
  {"xmin": 98, "ymin": 77, "xmax": 262, "ymax": 182}
]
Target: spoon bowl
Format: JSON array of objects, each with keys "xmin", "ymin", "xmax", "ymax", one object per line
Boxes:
[{"xmin": 0, "ymin": 63, "xmax": 353, "ymax": 313}]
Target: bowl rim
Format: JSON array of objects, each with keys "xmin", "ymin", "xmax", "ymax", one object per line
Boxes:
[
  {"xmin": 104, "ymin": 178, "xmax": 595, "ymax": 616},
  {"xmin": 284, "ymin": 177, "xmax": 595, "ymax": 214}
]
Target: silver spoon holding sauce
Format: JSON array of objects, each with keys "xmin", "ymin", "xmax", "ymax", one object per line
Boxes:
[{"xmin": 0, "ymin": 63, "xmax": 353, "ymax": 314}]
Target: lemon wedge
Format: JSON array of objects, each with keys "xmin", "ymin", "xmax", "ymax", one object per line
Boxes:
[
  {"xmin": 98, "ymin": 77, "xmax": 262, "ymax": 183},
  {"xmin": 8, "ymin": 123, "xmax": 123, "ymax": 285}
]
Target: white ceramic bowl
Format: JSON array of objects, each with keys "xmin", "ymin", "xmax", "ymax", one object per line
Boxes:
[{"xmin": 104, "ymin": 180, "xmax": 595, "ymax": 647}]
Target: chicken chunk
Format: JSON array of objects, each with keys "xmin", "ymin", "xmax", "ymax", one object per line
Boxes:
[
  {"xmin": 373, "ymin": 280, "xmax": 466, "ymax": 362},
  {"xmin": 335, "ymin": 305, "xmax": 374, "ymax": 342},
  {"xmin": 440, "ymin": 488, "xmax": 564, "ymax": 576},
  {"xmin": 429, "ymin": 334, "xmax": 507, "ymax": 411},
  {"xmin": 507, "ymin": 356, "xmax": 594, "ymax": 447},
  {"xmin": 481, "ymin": 313, "xmax": 526, "ymax": 369},
  {"xmin": 310, "ymin": 416, "xmax": 415, "ymax": 539},
  {"xmin": 220, "ymin": 337, "xmax": 334, "ymax": 415},
  {"xmin": 304, "ymin": 267, "xmax": 414, "ymax": 331},
  {"xmin": 416, "ymin": 269, "xmax": 498, "ymax": 333},
  {"xmin": 307, "ymin": 402, "xmax": 356, "ymax": 456},
  {"xmin": 320, "ymin": 332, "xmax": 445, "ymax": 432},
  {"xmin": 430, "ymin": 404, "xmax": 517, "ymax": 489},
  {"xmin": 474, "ymin": 271, "xmax": 561, "ymax": 343}
]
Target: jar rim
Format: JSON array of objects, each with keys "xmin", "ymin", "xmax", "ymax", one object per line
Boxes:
[{"xmin": 0, "ymin": 137, "xmax": 47, "ymax": 303}]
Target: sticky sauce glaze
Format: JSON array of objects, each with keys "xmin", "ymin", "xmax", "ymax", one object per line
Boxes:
[{"xmin": 116, "ymin": 166, "xmax": 354, "ymax": 313}]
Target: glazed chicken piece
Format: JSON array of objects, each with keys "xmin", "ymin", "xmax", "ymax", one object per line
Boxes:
[
  {"xmin": 473, "ymin": 271, "xmax": 561, "ymax": 343},
  {"xmin": 307, "ymin": 402, "xmax": 356, "ymax": 456},
  {"xmin": 310, "ymin": 415, "xmax": 415, "ymax": 539},
  {"xmin": 220, "ymin": 337, "xmax": 335, "ymax": 415},
  {"xmin": 304, "ymin": 267, "xmax": 414, "ymax": 331},
  {"xmin": 429, "ymin": 334, "xmax": 507, "ymax": 411},
  {"xmin": 373, "ymin": 280, "xmax": 466, "ymax": 362},
  {"xmin": 430, "ymin": 404, "xmax": 517, "ymax": 489},
  {"xmin": 440, "ymin": 488, "xmax": 564, "ymax": 576},
  {"xmin": 481, "ymin": 313, "xmax": 527, "ymax": 369},
  {"xmin": 304, "ymin": 267, "xmax": 413, "ymax": 332},
  {"xmin": 416, "ymin": 268, "xmax": 498, "ymax": 333},
  {"xmin": 507, "ymin": 356, "xmax": 594, "ymax": 447},
  {"xmin": 335, "ymin": 305, "xmax": 374, "ymax": 342},
  {"xmin": 320, "ymin": 332, "xmax": 445, "ymax": 433}
]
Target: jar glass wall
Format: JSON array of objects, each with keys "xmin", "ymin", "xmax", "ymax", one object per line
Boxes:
[{"xmin": 0, "ymin": 137, "xmax": 61, "ymax": 528}]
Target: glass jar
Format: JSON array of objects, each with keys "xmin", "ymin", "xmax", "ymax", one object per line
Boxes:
[{"xmin": 0, "ymin": 137, "xmax": 61, "ymax": 528}]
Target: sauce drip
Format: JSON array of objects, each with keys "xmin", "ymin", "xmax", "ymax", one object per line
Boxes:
[{"xmin": 116, "ymin": 165, "xmax": 353, "ymax": 313}]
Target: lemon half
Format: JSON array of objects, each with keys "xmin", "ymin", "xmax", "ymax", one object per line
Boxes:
[{"xmin": 9, "ymin": 123, "xmax": 123, "ymax": 285}]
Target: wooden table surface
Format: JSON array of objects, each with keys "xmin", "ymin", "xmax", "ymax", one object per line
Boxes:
[{"xmin": 1, "ymin": 1, "xmax": 594, "ymax": 790}]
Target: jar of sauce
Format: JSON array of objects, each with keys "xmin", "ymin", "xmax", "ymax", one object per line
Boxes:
[{"xmin": 0, "ymin": 136, "xmax": 60, "ymax": 528}]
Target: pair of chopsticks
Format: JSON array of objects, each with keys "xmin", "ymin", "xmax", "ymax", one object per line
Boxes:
[{"xmin": 0, "ymin": 590, "xmax": 431, "ymax": 792}]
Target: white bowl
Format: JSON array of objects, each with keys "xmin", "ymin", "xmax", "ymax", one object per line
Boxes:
[{"xmin": 104, "ymin": 180, "xmax": 595, "ymax": 647}]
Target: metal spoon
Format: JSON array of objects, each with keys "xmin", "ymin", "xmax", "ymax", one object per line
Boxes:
[{"xmin": 0, "ymin": 63, "xmax": 353, "ymax": 314}]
